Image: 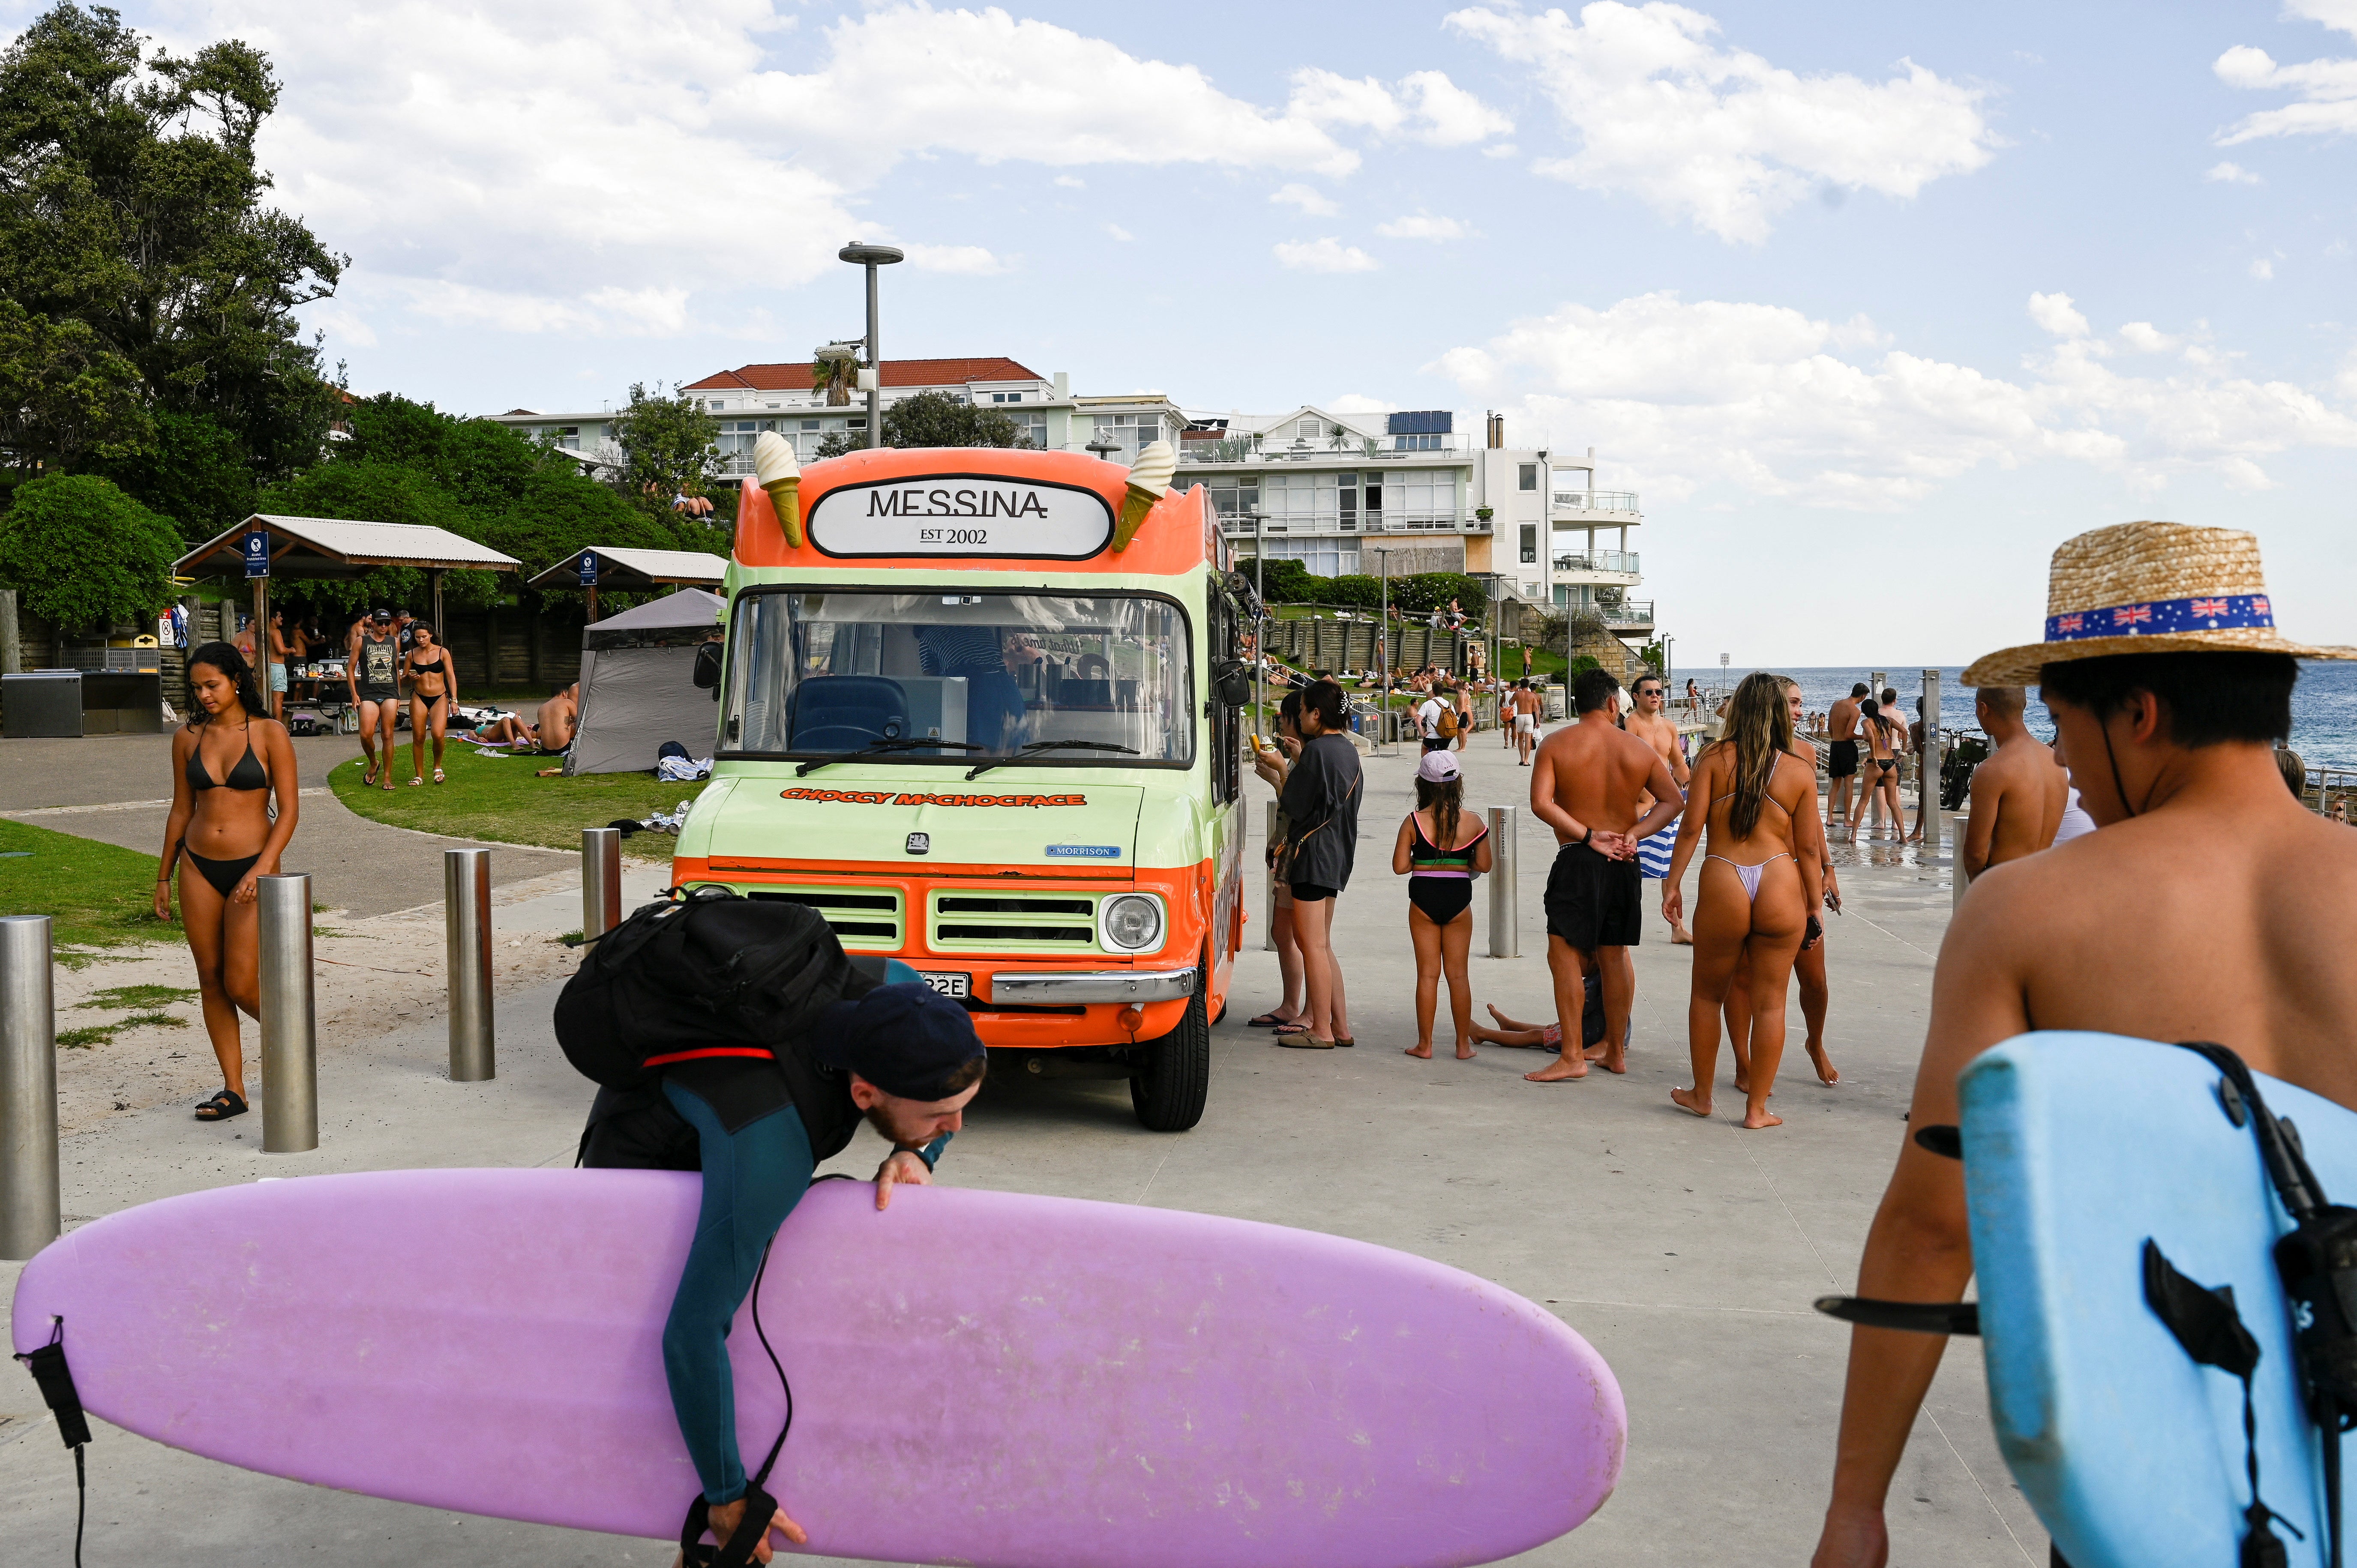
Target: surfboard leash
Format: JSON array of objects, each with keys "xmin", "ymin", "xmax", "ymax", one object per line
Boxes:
[{"xmin": 14, "ymin": 1317, "xmax": 91, "ymax": 1568}]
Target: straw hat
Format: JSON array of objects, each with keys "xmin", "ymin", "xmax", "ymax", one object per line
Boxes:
[{"xmin": 1961, "ymin": 521, "xmax": 2356, "ymax": 687}]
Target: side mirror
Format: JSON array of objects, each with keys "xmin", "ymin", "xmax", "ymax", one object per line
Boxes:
[
  {"xmin": 1212, "ymin": 658, "xmax": 1252, "ymax": 708},
  {"xmin": 693, "ymin": 642, "xmax": 723, "ymax": 693}
]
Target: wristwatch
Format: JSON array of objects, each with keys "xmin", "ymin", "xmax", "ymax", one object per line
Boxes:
[{"xmin": 1580, "ymin": 826, "xmax": 1594, "ymax": 846}]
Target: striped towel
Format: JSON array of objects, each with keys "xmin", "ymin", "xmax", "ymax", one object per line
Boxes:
[{"xmin": 1636, "ymin": 830, "xmax": 1674, "ymax": 880}]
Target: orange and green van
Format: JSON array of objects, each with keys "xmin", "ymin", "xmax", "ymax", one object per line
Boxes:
[{"xmin": 674, "ymin": 446, "xmax": 1251, "ymax": 1130}]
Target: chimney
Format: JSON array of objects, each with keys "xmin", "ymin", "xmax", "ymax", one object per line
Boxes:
[
  {"xmin": 1053, "ymin": 371, "xmax": 1070, "ymax": 399},
  {"xmin": 1486, "ymin": 412, "xmax": 1505, "ymax": 449}
]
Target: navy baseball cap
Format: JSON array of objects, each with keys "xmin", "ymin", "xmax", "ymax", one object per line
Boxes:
[{"xmin": 816, "ymin": 982, "xmax": 985, "ymax": 1102}]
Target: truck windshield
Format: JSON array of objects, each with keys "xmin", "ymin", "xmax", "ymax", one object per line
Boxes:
[{"xmin": 720, "ymin": 589, "xmax": 1194, "ymax": 766}]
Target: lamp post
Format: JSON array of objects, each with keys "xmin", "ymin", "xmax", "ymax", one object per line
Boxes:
[
  {"xmin": 1247, "ymin": 510, "xmax": 1267, "ymax": 725},
  {"xmin": 1373, "ymin": 546, "xmax": 1395, "ymax": 751},
  {"xmin": 837, "ymin": 242, "xmax": 903, "ymax": 449},
  {"xmin": 1085, "ymin": 437, "xmax": 1121, "ymax": 462}
]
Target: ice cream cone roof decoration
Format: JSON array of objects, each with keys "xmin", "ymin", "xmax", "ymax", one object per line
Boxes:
[
  {"xmin": 753, "ymin": 432, "xmax": 805, "ymax": 549},
  {"xmin": 1114, "ymin": 439, "xmax": 1177, "ymax": 553}
]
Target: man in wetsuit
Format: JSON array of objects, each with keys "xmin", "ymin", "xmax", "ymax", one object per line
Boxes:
[
  {"xmin": 1811, "ymin": 522, "xmax": 2357, "ymax": 1567},
  {"xmin": 1527, "ymin": 666, "xmax": 1681, "ymax": 1081},
  {"xmin": 584, "ymin": 970, "xmax": 985, "ymax": 1564}
]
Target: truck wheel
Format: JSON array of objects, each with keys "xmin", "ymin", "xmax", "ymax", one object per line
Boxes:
[{"xmin": 1131, "ymin": 987, "xmax": 1210, "ymax": 1133}]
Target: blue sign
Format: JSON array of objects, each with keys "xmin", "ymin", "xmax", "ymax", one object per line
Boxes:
[
  {"xmin": 578, "ymin": 550, "xmax": 598, "ymax": 587},
  {"xmin": 1046, "ymin": 845, "xmax": 1122, "ymax": 859},
  {"xmin": 242, "ymin": 530, "xmax": 270, "ymax": 580}
]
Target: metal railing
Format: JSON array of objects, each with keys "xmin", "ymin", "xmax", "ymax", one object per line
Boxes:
[
  {"xmin": 1599, "ymin": 600, "xmax": 1655, "ymax": 627},
  {"xmin": 1552, "ymin": 490, "xmax": 1640, "ymax": 514},
  {"xmin": 1179, "ymin": 439, "xmax": 1463, "ymax": 465},
  {"xmin": 1221, "ymin": 512, "xmax": 1491, "ymax": 537},
  {"xmin": 1552, "ymin": 551, "xmax": 1641, "ymax": 575}
]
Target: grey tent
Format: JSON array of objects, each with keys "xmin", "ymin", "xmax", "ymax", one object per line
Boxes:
[{"xmin": 566, "ymin": 588, "xmax": 726, "ymax": 775}]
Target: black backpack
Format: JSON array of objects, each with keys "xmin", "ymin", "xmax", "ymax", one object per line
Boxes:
[{"xmin": 554, "ymin": 886, "xmax": 858, "ymax": 1092}]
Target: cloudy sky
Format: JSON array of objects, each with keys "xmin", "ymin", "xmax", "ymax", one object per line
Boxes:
[{"xmin": 29, "ymin": 0, "xmax": 2357, "ymax": 665}]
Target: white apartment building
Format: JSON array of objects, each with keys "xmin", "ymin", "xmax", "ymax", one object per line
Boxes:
[{"xmin": 1178, "ymin": 407, "xmax": 1649, "ymax": 643}]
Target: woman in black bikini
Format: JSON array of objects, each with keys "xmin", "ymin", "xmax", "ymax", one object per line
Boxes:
[
  {"xmin": 1847, "ymin": 697, "xmax": 1906, "ymax": 838},
  {"xmin": 1661, "ymin": 671, "xmax": 1823, "ymax": 1129},
  {"xmin": 403, "ymin": 623, "xmax": 459, "ymax": 785},
  {"xmin": 156, "ymin": 642, "xmax": 300, "ymax": 1122},
  {"xmin": 1390, "ymin": 749, "xmax": 1492, "ymax": 1060}
]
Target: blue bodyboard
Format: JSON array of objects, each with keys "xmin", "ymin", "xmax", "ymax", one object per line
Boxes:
[{"xmin": 1960, "ymin": 1032, "xmax": 2356, "ymax": 1568}]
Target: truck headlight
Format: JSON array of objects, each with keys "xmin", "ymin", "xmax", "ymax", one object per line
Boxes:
[{"xmin": 1100, "ymin": 894, "xmax": 1164, "ymax": 953}]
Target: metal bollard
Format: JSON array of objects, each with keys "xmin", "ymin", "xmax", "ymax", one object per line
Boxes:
[
  {"xmin": 256, "ymin": 874, "xmax": 318, "ymax": 1153},
  {"xmin": 582, "ymin": 827, "xmax": 622, "ymax": 942},
  {"xmin": 1920, "ymin": 667, "xmax": 1943, "ymax": 862},
  {"xmin": 1487, "ymin": 805, "xmax": 1519, "ymax": 958},
  {"xmin": 1262, "ymin": 800, "xmax": 1279, "ymax": 953},
  {"xmin": 444, "ymin": 848, "xmax": 495, "ymax": 1082},
  {"xmin": 0, "ymin": 915, "xmax": 59, "ymax": 1260}
]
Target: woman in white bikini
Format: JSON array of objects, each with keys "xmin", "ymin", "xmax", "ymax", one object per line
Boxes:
[
  {"xmin": 402, "ymin": 624, "xmax": 459, "ymax": 785},
  {"xmin": 1662, "ymin": 671, "xmax": 1825, "ymax": 1128}
]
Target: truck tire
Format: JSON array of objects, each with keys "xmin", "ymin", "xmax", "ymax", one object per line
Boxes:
[{"xmin": 1131, "ymin": 986, "xmax": 1210, "ymax": 1133}]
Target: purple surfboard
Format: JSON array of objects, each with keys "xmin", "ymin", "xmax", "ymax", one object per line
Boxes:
[{"xmin": 10, "ymin": 1171, "xmax": 1621, "ymax": 1567}]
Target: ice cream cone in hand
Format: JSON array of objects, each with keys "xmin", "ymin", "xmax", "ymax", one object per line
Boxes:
[
  {"xmin": 754, "ymin": 432, "xmax": 803, "ymax": 548},
  {"xmin": 1115, "ymin": 440, "xmax": 1176, "ymax": 553}
]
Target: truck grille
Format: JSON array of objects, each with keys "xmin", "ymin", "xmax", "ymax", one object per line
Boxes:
[
  {"xmin": 745, "ymin": 887, "xmax": 903, "ymax": 949},
  {"xmin": 930, "ymin": 892, "xmax": 1098, "ymax": 952}
]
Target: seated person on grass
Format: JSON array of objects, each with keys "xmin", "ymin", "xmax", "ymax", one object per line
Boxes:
[{"xmin": 474, "ymin": 683, "xmax": 579, "ymax": 754}]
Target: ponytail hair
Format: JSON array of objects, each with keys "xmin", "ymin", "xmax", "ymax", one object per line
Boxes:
[
  {"xmin": 186, "ymin": 640, "xmax": 267, "ymax": 724},
  {"xmin": 1415, "ymin": 775, "xmax": 1463, "ymax": 854}
]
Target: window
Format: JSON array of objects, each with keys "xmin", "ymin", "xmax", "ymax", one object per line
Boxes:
[
  {"xmin": 1014, "ymin": 413, "xmax": 1047, "ymax": 449},
  {"xmin": 720, "ymin": 589, "xmax": 1194, "ymax": 767},
  {"xmin": 1338, "ymin": 473, "xmax": 1357, "ymax": 531},
  {"xmin": 991, "ymin": 392, "xmax": 1024, "ymax": 403},
  {"xmin": 1519, "ymin": 463, "xmax": 1538, "ymax": 491},
  {"xmin": 1520, "ymin": 524, "xmax": 1538, "ymax": 565},
  {"xmin": 708, "ymin": 399, "xmax": 726, "ymax": 411},
  {"xmin": 1206, "ymin": 477, "xmax": 1260, "ymax": 518},
  {"xmin": 1388, "ymin": 469, "xmax": 1454, "ymax": 523},
  {"xmin": 1394, "ymin": 433, "xmax": 1442, "ymax": 452}
]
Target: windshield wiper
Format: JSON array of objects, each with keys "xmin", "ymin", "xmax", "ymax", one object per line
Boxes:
[
  {"xmin": 965, "ymin": 740, "xmax": 1141, "ymax": 780},
  {"xmin": 795, "ymin": 738, "xmax": 987, "ymax": 777}
]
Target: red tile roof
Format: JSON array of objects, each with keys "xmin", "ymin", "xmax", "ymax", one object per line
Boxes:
[{"xmin": 684, "ymin": 357, "xmax": 1048, "ymax": 393}]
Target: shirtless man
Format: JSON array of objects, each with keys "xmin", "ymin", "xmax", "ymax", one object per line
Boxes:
[
  {"xmin": 1624, "ymin": 674, "xmax": 1695, "ymax": 946},
  {"xmin": 1825, "ymin": 682, "xmax": 1867, "ymax": 832},
  {"xmin": 1810, "ymin": 521, "xmax": 2357, "ymax": 1567},
  {"xmin": 1958, "ymin": 685, "xmax": 2067, "ymax": 883},
  {"xmin": 476, "ymin": 682, "xmax": 579, "ymax": 754},
  {"xmin": 1527, "ymin": 667, "xmax": 1681, "ymax": 1081},
  {"xmin": 1512, "ymin": 680, "xmax": 1545, "ymax": 766}
]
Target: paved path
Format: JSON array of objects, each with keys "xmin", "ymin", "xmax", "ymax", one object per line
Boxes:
[
  {"xmin": 0, "ymin": 732, "xmax": 2041, "ymax": 1566},
  {"xmin": 0, "ymin": 733, "xmax": 569, "ymax": 918}
]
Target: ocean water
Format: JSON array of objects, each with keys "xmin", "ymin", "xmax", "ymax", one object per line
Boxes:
[{"xmin": 1673, "ymin": 661, "xmax": 2357, "ymax": 767}]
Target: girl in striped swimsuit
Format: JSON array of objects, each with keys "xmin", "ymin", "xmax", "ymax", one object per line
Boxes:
[{"xmin": 1391, "ymin": 750, "xmax": 1493, "ymax": 1060}]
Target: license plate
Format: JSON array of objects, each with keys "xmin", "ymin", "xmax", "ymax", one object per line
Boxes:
[{"xmin": 918, "ymin": 970, "xmax": 970, "ymax": 998}]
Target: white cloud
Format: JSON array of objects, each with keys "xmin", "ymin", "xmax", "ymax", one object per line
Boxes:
[
  {"xmin": 905, "ymin": 244, "xmax": 1010, "ymax": 274},
  {"xmin": 2214, "ymin": 1, "xmax": 2357, "ymax": 144},
  {"xmin": 2205, "ymin": 160, "xmax": 2265, "ymax": 183},
  {"xmin": 1271, "ymin": 183, "xmax": 1341, "ymax": 217},
  {"xmin": 307, "ymin": 306, "xmax": 378, "ymax": 349},
  {"xmin": 1431, "ymin": 289, "xmax": 2357, "ymax": 508},
  {"xmin": 1482, "ymin": 142, "xmax": 1519, "ymax": 158},
  {"xmin": 1104, "ymin": 224, "xmax": 1135, "ymax": 242},
  {"xmin": 1445, "ymin": 1, "xmax": 1997, "ymax": 243},
  {"xmin": 2028, "ymin": 292, "xmax": 2091, "ymax": 338},
  {"xmin": 2118, "ymin": 322, "xmax": 2179, "ymax": 353},
  {"xmin": 1054, "ymin": 174, "xmax": 1086, "ymax": 188},
  {"xmin": 154, "ymin": 0, "xmax": 1490, "ymax": 346},
  {"xmin": 1376, "ymin": 213, "xmax": 1472, "ymax": 240},
  {"xmin": 1283, "ymin": 66, "xmax": 1512, "ymax": 146},
  {"xmin": 1273, "ymin": 237, "xmax": 1379, "ymax": 273},
  {"xmin": 1328, "ymin": 393, "xmax": 1400, "ymax": 415},
  {"xmin": 2252, "ymin": 257, "xmax": 2278, "ymax": 281}
]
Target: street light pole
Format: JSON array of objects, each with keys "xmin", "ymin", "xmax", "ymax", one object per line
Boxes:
[
  {"xmin": 1251, "ymin": 511, "xmax": 1266, "ymax": 726},
  {"xmin": 1373, "ymin": 546, "xmax": 1393, "ymax": 751},
  {"xmin": 838, "ymin": 242, "xmax": 904, "ymax": 450}
]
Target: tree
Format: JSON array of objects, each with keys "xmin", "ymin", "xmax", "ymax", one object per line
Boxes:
[
  {"xmin": 812, "ymin": 346, "xmax": 856, "ymax": 407},
  {"xmin": 0, "ymin": 5, "xmax": 344, "ymax": 484},
  {"xmin": 0, "ymin": 472, "xmax": 179, "ymax": 630},
  {"xmin": 610, "ymin": 381, "xmax": 719, "ymax": 512},
  {"xmin": 254, "ymin": 461, "xmax": 497, "ymax": 613},
  {"xmin": 879, "ymin": 390, "xmax": 1023, "ymax": 450},
  {"xmin": 97, "ymin": 409, "xmax": 254, "ymax": 541}
]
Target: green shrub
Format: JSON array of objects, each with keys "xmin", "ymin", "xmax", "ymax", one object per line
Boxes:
[{"xmin": 0, "ymin": 473, "xmax": 181, "ymax": 630}]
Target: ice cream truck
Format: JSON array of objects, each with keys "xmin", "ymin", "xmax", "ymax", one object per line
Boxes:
[{"xmin": 675, "ymin": 439, "xmax": 1252, "ymax": 1131}]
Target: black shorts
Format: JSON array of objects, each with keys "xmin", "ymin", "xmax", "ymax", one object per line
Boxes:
[
  {"xmin": 1289, "ymin": 881, "xmax": 1337, "ymax": 903},
  {"xmin": 1828, "ymin": 739, "xmax": 1859, "ymax": 779},
  {"xmin": 1421, "ymin": 737, "xmax": 1451, "ymax": 752},
  {"xmin": 1544, "ymin": 842, "xmax": 1643, "ymax": 951}
]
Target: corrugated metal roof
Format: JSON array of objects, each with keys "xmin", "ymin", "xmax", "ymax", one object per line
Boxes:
[
  {"xmin": 526, "ymin": 547, "xmax": 728, "ymax": 589},
  {"xmin": 174, "ymin": 515, "xmax": 521, "ymax": 578},
  {"xmin": 683, "ymin": 357, "xmax": 1046, "ymax": 392}
]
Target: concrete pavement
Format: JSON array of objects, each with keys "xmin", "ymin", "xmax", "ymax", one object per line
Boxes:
[{"xmin": 0, "ymin": 732, "xmax": 2040, "ymax": 1566}]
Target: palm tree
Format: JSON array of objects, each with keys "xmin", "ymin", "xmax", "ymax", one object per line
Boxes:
[{"xmin": 813, "ymin": 346, "xmax": 858, "ymax": 407}]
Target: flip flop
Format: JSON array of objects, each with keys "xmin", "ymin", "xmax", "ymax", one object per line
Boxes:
[
  {"xmin": 1334, "ymin": 1037, "xmax": 1356, "ymax": 1048},
  {"xmin": 360, "ymin": 763, "xmax": 377, "ymax": 787},
  {"xmin": 1270, "ymin": 1022, "xmax": 1311, "ymax": 1037},
  {"xmin": 194, "ymin": 1089, "xmax": 247, "ymax": 1122},
  {"xmin": 1277, "ymin": 1036, "xmax": 1336, "ymax": 1049},
  {"xmin": 1246, "ymin": 1011, "xmax": 1295, "ymax": 1028}
]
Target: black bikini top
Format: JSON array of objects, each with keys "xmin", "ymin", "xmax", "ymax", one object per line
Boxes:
[
  {"xmin": 186, "ymin": 722, "xmax": 268, "ymax": 793},
  {"xmin": 410, "ymin": 657, "xmax": 446, "ymax": 677}
]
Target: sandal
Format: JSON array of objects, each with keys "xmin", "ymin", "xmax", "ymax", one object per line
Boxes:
[
  {"xmin": 1277, "ymin": 1035, "xmax": 1336, "ymax": 1050},
  {"xmin": 1334, "ymin": 1037, "xmax": 1356, "ymax": 1048},
  {"xmin": 1270, "ymin": 1021, "xmax": 1311, "ymax": 1037},
  {"xmin": 194, "ymin": 1089, "xmax": 248, "ymax": 1122},
  {"xmin": 410, "ymin": 775, "xmax": 424, "ymax": 787},
  {"xmin": 433, "ymin": 767, "xmax": 446, "ymax": 784},
  {"xmin": 1246, "ymin": 1011, "xmax": 1296, "ymax": 1029},
  {"xmin": 360, "ymin": 763, "xmax": 377, "ymax": 787}
]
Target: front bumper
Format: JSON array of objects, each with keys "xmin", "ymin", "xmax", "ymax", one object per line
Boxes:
[{"xmin": 987, "ymin": 967, "xmax": 1199, "ymax": 1005}]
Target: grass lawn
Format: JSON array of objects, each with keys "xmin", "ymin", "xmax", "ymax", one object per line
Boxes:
[
  {"xmin": 329, "ymin": 744, "xmax": 707, "ymax": 859},
  {"xmin": 0, "ymin": 817, "xmax": 176, "ymax": 957}
]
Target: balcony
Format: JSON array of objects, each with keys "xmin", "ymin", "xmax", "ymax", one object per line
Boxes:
[
  {"xmin": 1553, "ymin": 489, "xmax": 1640, "ymax": 515},
  {"xmin": 1221, "ymin": 512, "xmax": 1491, "ymax": 538},
  {"xmin": 1179, "ymin": 437, "xmax": 1463, "ymax": 465},
  {"xmin": 1552, "ymin": 550, "xmax": 1640, "ymax": 576},
  {"xmin": 1602, "ymin": 600, "xmax": 1655, "ymax": 629}
]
